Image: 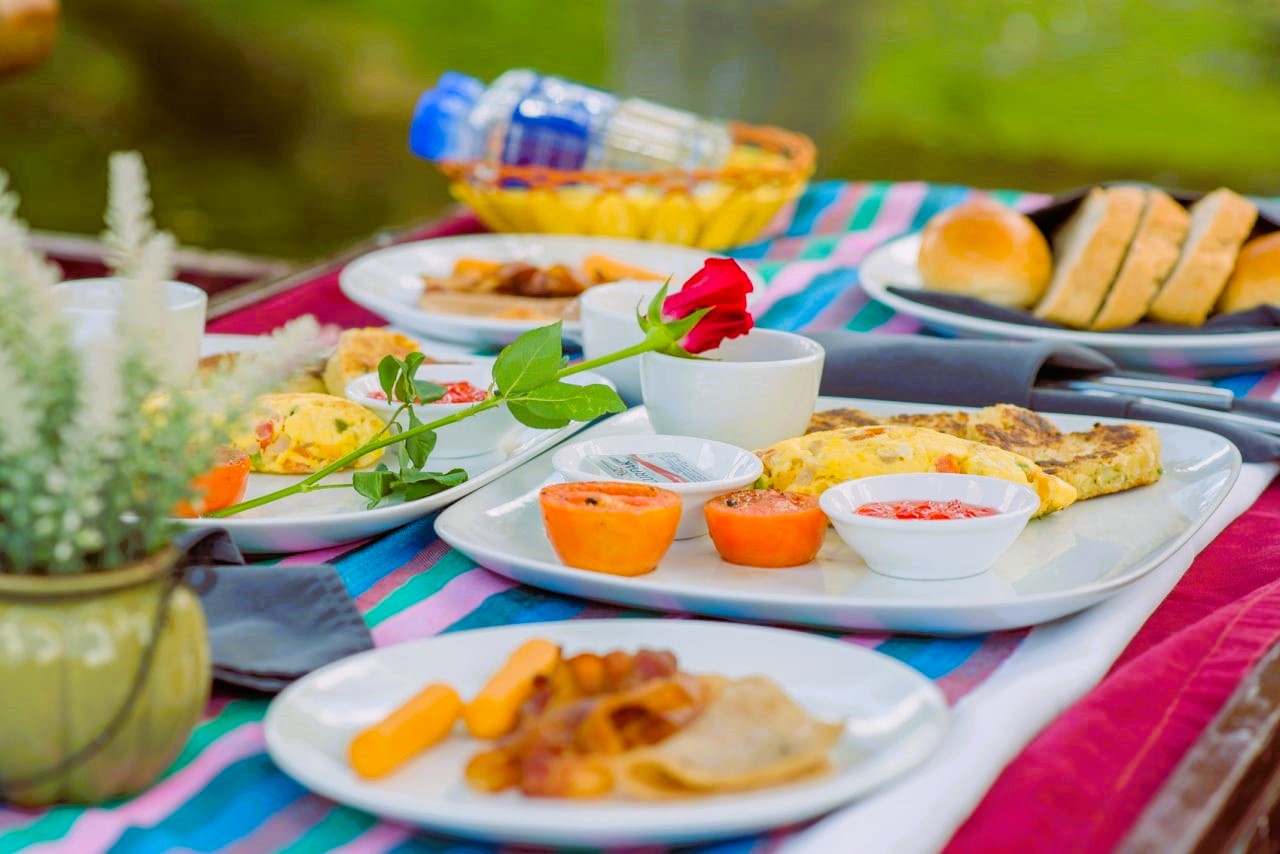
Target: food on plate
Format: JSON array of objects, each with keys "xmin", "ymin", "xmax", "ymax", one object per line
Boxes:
[
  {"xmin": 348, "ymin": 683, "xmax": 463, "ymax": 779},
  {"xmin": 855, "ymin": 499, "xmax": 998, "ymax": 520},
  {"xmin": 581, "ymin": 253, "xmax": 666, "ymax": 285},
  {"xmin": 917, "ymin": 198, "xmax": 1052, "ymax": 308},
  {"xmin": 419, "ymin": 255, "xmax": 663, "ymax": 321},
  {"xmin": 232, "ymin": 393, "xmax": 386, "ymax": 474},
  {"xmin": 197, "ymin": 352, "xmax": 327, "ymax": 394},
  {"xmin": 1147, "ymin": 188, "xmax": 1258, "ymax": 325},
  {"xmin": 759, "ymin": 424, "xmax": 1077, "ymax": 517},
  {"xmin": 1091, "ymin": 188, "xmax": 1191, "ymax": 330},
  {"xmin": 1034, "ymin": 186, "xmax": 1145, "ymax": 328},
  {"xmin": 539, "ymin": 482, "xmax": 681, "ymax": 576},
  {"xmin": 324, "ymin": 327, "xmax": 429, "ymax": 395},
  {"xmin": 616, "ymin": 676, "xmax": 842, "ymax": 799},
  {"xmin": 173, "ymin": 447, "xmax": 251, "ymax": 518},
  {"xmin": 1218, "ymin": 232, "xmax": 1280, "ymax": 314},
  {"xmin": 464, "ymin": 638, "xmax": 562, "ymax": 739},
  {"xmin": 807, "ymin": 403, "xmax": 1162, "ymax": 501},
  {"xmin": 704, "ymin": 489, "xmax": 827, "ymax": 567},
  {"xmin": 366, "ymin": 379, "xmax": 489, "ymax": 405}
]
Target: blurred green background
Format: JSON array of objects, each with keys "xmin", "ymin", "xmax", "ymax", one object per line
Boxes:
[{"xmin": 3, "ymin": 0, "xmax": 1279, "ymax": 259}]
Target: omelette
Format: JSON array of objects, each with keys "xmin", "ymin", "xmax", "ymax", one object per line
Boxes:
[
  {"xmin": 758, "ymin": 424, "xmax": 1077, "ymax": 517},
  {"xmin": 323, "ymin": 327, "xmax": 429, "ymax": 396},
  {"xmin": 233, "ymin": 393, "xmax": 386, "ymax": 474}
]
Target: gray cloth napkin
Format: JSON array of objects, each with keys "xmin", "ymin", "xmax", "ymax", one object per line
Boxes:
[
  {"xmin": 807, "ymin": 332, "xmax": 1280, "ymax": 462},
  {"xmin": 176, "ymin": 529, "xmax": 374, "ymax": 693}
]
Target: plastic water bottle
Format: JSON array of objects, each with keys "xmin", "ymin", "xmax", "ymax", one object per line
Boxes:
[{"xmin": 409, "ymin": 69, "xmax": 734, "ymax": 172}]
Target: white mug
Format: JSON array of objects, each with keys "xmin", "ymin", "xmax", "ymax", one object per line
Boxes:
[
  {"xmin": 52, "ymin": 278, "xmax": 208, "ymax": 385},
  {"xmin": 640, "ymin": 328, "xmax": 824, "ymax": 450},
  {"xmin": 580, "ymin": 280, "xmax": 665, "ymax": 405}
]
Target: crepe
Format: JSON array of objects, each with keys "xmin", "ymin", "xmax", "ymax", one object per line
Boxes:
[
  {"xmin": 759, "ymin": 424, "xmax": 1077, "ymax": 517},
  {"xmin": 615, "ymin": 676, "xmax": 842, "ymax": 799}
]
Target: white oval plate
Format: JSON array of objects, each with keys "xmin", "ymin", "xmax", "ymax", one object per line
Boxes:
[
  {"xmin": 861, "ymin": 233, "xmax": 1280, "ymax": 375},
  {"xmin": 338, "ymin": 234, "xmax": 765, "ymax": 348},
  {"xmin": 264, "ymin": 620, "xmax": 948, "ymax": 848},
  {"xmin": 436, "ymin": 400, "xmax": 1240, "ymax": 635},
  {"xmin": 181, "ymin": 335, "xmax": 610, "ymax": 554}
]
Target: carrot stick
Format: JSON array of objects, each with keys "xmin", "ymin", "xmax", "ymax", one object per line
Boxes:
[
  {"xmin": 348, "ymin": 683, "xmax": 462, "ymax": 779},
  {"xmin": 464, "ymin": 639, "xmax": 561, "ymax": 739}
]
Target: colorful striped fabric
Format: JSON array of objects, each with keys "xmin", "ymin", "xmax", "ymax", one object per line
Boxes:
[{"xmin": 5, "ymin": 181, "xmax": 1278, "ymax": 853}]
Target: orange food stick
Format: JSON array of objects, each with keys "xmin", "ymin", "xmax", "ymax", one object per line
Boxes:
[
  {"xmin": 464, "ymin": 639, "xmax": 562, "ymax": 739},
  {"xmin": 348, "ymin": 683, "xmax": 462, "ymax": 779},
  {"xmin": 580, "ymin": 253, "xmax": 665, "ymax": 284},
  {"xmin": 453, "ymin": 258, "xmax": 503, "ymax": 276}
]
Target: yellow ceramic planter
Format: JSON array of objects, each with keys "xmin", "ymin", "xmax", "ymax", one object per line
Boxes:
[{"xmin": 0, "ymin": 550, "xmax": 210, "ymax": 806}]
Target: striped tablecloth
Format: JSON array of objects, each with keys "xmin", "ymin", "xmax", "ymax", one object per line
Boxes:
[{"xmin": 4, "ymin": 181, "xmax": 1279, "ymax": 853}]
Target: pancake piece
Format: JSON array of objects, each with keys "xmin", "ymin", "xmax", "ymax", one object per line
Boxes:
[
  {"xmin": 1091, "ymin": 189, "xmax": 1190, "ymax": 330},
  {"xmin": 758, "ymin": 424, "xmax": 1077, "ymax": 517},
  {"xmin": 806, "ymin": 408, "xmax": 971, "ymax": 436},
  {"xmin": 323, "ymin": 327, "xmax": 428, "ymax": 396},
  {"xmin": 615, "ymin": 676, "xmax": 841, "ymax": 799},
  {"xmin": 1034, "ymin": 186, "xmax": 1145, "ymax": 328}
]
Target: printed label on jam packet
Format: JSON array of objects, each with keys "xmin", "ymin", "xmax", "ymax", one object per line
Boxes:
[{"xmin": 588, "ymin": 453, "xmax": 712, "ymax": 484}]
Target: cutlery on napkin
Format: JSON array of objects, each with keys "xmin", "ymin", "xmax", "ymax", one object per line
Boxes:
[
  {"xmin": 175, "ymin": 529, "xmax": 374, "ymax": 693},
  {"xmin": 806, "ymin": 333, "xmax": 1280, "ymax": 462}
]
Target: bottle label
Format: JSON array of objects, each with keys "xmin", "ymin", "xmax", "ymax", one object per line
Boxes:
[
  {"xmin": 588, "ymin": 452, "xmax": 712, "ymax": 484},
  {"xmin": 504, "ymin": 76, "xmax": 616, "ymax": 170}
]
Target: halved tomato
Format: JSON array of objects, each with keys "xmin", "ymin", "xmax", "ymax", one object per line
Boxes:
[
  {"xmin": 704, "ymin": 489, "xmax": 827, "ymax": 568},
  {"xmin": 539, "ymin": 482, "xmax": 682, "ymax": 577},
  {"xmin": 174, "ymin": 447, "xmax": 251, "ymax": 518}
]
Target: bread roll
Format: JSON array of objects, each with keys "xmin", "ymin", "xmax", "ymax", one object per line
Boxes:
[
  {"xmin": 1217, "ymin": 232, "xmax": 1280, "ymax": 315},
  {"xmin": 1034, "ymin": 187, "xmax": 1144, "ymax": 329},
  {"xmin": 917, "ymin": 199, "xmax": 1052, "ymax": 308},
  {"xmin": 1147, "ymin": 188, "xmax": 1257, "ymax": 325}
]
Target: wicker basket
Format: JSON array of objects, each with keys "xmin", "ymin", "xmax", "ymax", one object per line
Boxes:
[{"xmin": 438, "ymin": 122, "xmax": 815, "ymax": 250}]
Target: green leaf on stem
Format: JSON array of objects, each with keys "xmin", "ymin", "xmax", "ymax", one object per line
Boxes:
[
  {"xmin": 507, "ymin": 381, "xmax": 625, "ymax": 429},
  {"xmin": 505, "ymin": 400, "xmax": 570, "ymax": 429},
  {"xmin": 392, "ymin": 352, "xmax": 427, "ymax": 403},
  {"xmin": 646, "ymin": 280, "xmax": 671, "ymax": 326},
  {"xmin": 393, "ymin": 468, "xmax": 468, "ymax": 501},
  {"xmin": 353, "ymin": 466, "xmax": 396, "ymax": 508},
  {"xmin": 404, "ymin": 428, "xmax": 437, "ymax": 469},
  {"xmin": 493, "ymin": 322, "xmax": 563, "ymax": 395},
  {"xmin": 377, "ymin": 356, "xmax": 401, "ymax": 400},
  {"xmin": 413, "ymin": 380, "xmax": 447, "ymax": 404}
]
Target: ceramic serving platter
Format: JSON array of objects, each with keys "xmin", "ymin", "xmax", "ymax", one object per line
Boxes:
[
  {"xmin": 264, "ymin": 620, "xmax": 948, "ymax": 847},
  {"xmin": 860, "ymin": 233, "xmax": 1280, "ymax": 375},
  {"xmin": 337, "ymin": 234, "xmax": 765, "ymax": 348},
  {"xmin": 180, "ymin": 335, "xmax": 609, "ymax": 554},
  {"xmin": 435, "ymin": 399, "xmax": 1241, "ymax": 635}
]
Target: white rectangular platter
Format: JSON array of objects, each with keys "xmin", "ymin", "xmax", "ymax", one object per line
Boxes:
[{"xmin": 435, "ymin": 398, "xmax": 1241, "ymax": 635}]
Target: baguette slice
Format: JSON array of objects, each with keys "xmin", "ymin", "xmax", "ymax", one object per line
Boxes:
[
  {"xmin": 1146, "ymin": 188, "xmax": 1257, "ymax": 325},
  {"xmin": 1090, "ymin": 189, "xmax": 1190, "ymax": 329},
  {"xmin": 1034, "ymin": 186, "xmax": 1145, "ymax": 328}
]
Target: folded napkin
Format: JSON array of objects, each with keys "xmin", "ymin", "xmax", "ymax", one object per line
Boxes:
[
  {"xmin": 807, "ymin": 332, "xmax": 1280, "ymax": 462},
  {"xmin": 176, "ymin": 529, "xmax": 373, "ymax": 693}
]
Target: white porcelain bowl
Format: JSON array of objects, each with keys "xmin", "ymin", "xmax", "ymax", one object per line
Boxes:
[
  {"xmin": 551, "ymin": 434, "xmax": 763, "ymax": 539},
  {"xmin": 640, "ymin": 329, "xmax": 824, "ymax": 451},
  {"xmin": 345, "ymin": 363, "xmax": 517, "ymax": 458},
  {"xmin": 819, "ymin": 474, "xmax": 1039, "ymax": 580},
  {"xmin": 579, "ymin": 280, "xmax": 666, "ymax": 406}
]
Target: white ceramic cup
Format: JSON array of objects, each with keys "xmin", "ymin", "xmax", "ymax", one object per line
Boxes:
[
  {"xmin": 53, "ymin": 278, "xmax": 207, "ymax": 385},
  {"xmin": 579, "ymin": 280, "xmax": 665, "ymax": 405},
  {"xmin": 640, "ymin": 329, "xmax": 824, "ymax": 450}
]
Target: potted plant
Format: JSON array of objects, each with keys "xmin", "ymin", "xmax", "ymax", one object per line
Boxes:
[{"xmin": 0, "ymin": 153, "xmax": 317, "ymax": 805}]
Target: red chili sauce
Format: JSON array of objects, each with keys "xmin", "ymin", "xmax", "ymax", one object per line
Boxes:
[
  {"xmin": 855, "ymin": 499, "xmax": 999, "ymax": 520},
  {"xmin": 367, "ymin": 381, "xmax": 490, "ymax": 405}
]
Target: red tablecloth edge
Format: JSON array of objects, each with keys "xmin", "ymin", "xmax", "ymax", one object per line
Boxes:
[
  {"xmin": 206, "ymin": 214, "xmax": 487, "ymax": 335},
  {"xmin": 947, "ymin": 475, "xmax": 1280, "ymax": 853}
]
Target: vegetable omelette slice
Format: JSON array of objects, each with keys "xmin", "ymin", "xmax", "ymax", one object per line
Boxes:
[{"xmin": 758, "ymin": 424, "xmax": 1077, "ymax": 517}]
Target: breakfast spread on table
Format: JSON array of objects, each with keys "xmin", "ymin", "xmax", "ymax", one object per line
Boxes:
[
  {"xmin": 419, "ymin": 254, "xmax": 663, "ymax": 321},
  {"xmin": 347, "ymin": 638, "xmax": 840, "ymax": 800},
  {"xmin": 916, "ymin": 186, "xmax": 1276, "ymax": 329}
]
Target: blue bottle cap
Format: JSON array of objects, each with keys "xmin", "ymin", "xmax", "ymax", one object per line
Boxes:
[{"xmin": 409, "ymin": 72, "xmax": 484, "ymax": 161}]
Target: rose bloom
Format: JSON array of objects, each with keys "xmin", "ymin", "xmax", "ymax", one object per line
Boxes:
[{"xmin": 661, "ymin": 258, "xmax": 755, "ymax": 353}]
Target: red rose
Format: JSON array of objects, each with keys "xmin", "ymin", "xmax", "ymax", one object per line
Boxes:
[{"xmin": 662, "ymin": 258, "xmax": 755, "ymax": 354}]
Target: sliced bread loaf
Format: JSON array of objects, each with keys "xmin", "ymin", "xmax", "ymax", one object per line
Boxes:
[
  {"xmin": 1146, "ymin": 188, "xmax": 1257, "ymax": 325},
  {"xmin": 1090, "ymin": 189, "xmax": 1190, "ymax": 329},
  {"xmin": 1034, "ymin": 186, "xmax": 1144, "ymax": 328}
]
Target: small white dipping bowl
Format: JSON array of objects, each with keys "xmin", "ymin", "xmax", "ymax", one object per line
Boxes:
[
  {"xmin": 345, "ymin": 363, "xmax": 517, "ymax": 458},
  {"xmin": 551, "ymin": 434, "xmax": 763, "ymax": 539},
  {"xmin": 819, "ymin": 474, "xmax": 1039, "ymax": 580}
]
